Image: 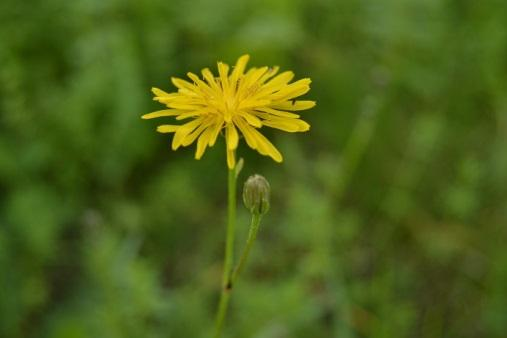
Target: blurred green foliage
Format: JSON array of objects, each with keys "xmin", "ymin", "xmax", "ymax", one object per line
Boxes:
[{"xmin": 1, "ymin": 0, "xmax": 507, "ymax": 337}]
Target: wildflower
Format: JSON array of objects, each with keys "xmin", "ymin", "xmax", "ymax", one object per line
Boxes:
[{"xmin": 142, "ymin": 54, "xmax": 315, "ymax": 169}]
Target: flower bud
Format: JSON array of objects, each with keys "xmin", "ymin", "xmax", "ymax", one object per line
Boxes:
[{"xmin": 242, "ymin": 174, "xmax": 270, "ymax": 216}]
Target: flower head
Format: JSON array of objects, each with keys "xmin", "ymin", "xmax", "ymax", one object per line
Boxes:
[{"xmin": 142, "ymin": 54, "xmax": 315, "ymax": 169}]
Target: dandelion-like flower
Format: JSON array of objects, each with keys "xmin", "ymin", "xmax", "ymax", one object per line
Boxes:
[{"xmin": 142, "ymin": 54, "xmax": 315, "ymax": 169}]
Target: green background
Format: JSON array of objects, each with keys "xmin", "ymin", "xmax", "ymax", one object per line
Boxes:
[{"xmin": 1, "ymin": 0, "xmax": 507, "ymax": 337}]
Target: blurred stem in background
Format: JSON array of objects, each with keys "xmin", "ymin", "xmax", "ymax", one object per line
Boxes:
[
  {"xmin": 330, "ymin": 96, "xmax": 380, "ymax": 337},
  {"xmin": 333, "ymin": 96, "xmax": 380, "ymax": 200}
]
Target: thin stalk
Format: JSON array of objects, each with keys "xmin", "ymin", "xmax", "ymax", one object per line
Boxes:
[
  {"xmin": 231, "ymin": 213, "xmax": 261, "ymax": 284},
  {"xmin": 213, "ymin": 167, "xmax": 237, "ymax": 338}
]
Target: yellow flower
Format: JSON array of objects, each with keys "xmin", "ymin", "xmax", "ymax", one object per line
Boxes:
[{"xmin": 142, "ymin": 54, "xmax": 315, "ymax": 169}]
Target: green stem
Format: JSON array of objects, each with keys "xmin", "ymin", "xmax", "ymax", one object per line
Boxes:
[
  {"xmin": 213, "ymin": 168, "xmax": 237, "ymax": 338},
  {"xmin": 231, "ymin": 213, "xmax": 261, "ymax": 284}
]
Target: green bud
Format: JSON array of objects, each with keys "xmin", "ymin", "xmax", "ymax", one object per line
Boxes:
[{"xmin": 243, "ymin": 174, "xmax": 270, "ymax": 216}]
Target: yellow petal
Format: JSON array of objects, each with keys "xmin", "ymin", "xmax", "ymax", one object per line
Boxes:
[
  {"xmin": 175, "ymin": 110, "xmax": 207, "ymax": 120},
  {"xmin": 202, "ymin": 68, "xmax": 220, "ymax": 91},
  {"xmin": 248, "ymin": 66, "xmax": 269, "ymax": 83},
  {"xmin": 262, "ymin": 118, "xmax": 310, "ymax": 132},
  {"xmin": 153, "ymin": 96, "xmax": 180, "ymax": 104},
  {"xmin": 258, "ymin": 66, "xmax": 280, "ymax": 84},
  {"xmin": 246, "ymin": 72, "xmax": 297, "ymax": 101},
  {"xmin": 230, "ymin": 54, "xmax": 250, "ymax": 83},
  {"xmin": 142, "ymin": 109, "xmax": 181, "ymax": 119},
  {"xmin": 260, "ymin": 71, "xmax": 294, "ymax": 91},
  {"xmin": 225, "ymin": 123, "xmax": 239, "ymax": 150},
  {"xmin": 274, "ymin": 86, "xmax": 311, "ymax": 102},
  {"xmin": 151, "ymin": 87, "xmax": 174, "ymax": 98},
  {"xmin": 181, "ymin": 118, "xmax": 214, "ymax": 147},
  {"xmin": 187, "ymin": 72, "xmax": 214, "ymax": 96},
  {"xmin": 177, "ymin": 88, "xmax": 200, "ymax": 97},
  {"xmin": 226, "ymin": 148, "xmax": 236, "ymax": 169},
  {"xmin": 238, "ymin": 111, "xmax": 262, "ymax": 127},
  {"xmin": 238, "ymin": 67, "xmax": 268, "ymax": 94},
  {"xmin": 156, "ymin": 125, "xmax": 180, "ymax": 133},
  {"xmin": 254, "ymin": 107, "xmax": 300, "ymax": 118},
  {"xmin": 250, "ymin": 129, "xmax": 283, "ymax": 162},
  {"xmin": 234, "ymin": 117, "xmax": 258, "ymax": 149},
  {"xmin": 186, "ymin": 72, "xmax": 201, "ymax": 83},
  {"xmin": 165, "ymin": 103, "xmax": 204, "ymax": 110},
  {"xmin": 172, "ymin": 118, "xmax": 204, "ymax": 150},
  {"xmin": 271, "ymin": 100, "xmax": 316, "ymax": 111},
  {"xmin": 208, "ymin": 118, "xmax": 224, "ymax": 146},
  {"xmin": 195, "ymin": 127, "xmax": 214, "ymax": 159},
  {"xmin": 171, "ymin": 77, "xmax": 196, "ymax": 91},
  {"xmin": 217, "ymin": 62, "xmax": 230, "ymax": 92},
  {"xmin": 270, "ymin": 78, "xmax": 311, "ymax": 101},
  {"xmin": 238, "ymin": 99, "xmax": 271, "ymax": 110}
]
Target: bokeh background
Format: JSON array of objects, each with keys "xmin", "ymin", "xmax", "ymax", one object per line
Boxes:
[{"xmin": 1, "ymin": 0, "xmax": 507, "ymax": 337}]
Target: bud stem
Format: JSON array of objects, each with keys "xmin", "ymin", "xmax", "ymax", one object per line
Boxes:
[{"xmin": 231, "ymin": 213, "xmax": 262, "ymax": 284}]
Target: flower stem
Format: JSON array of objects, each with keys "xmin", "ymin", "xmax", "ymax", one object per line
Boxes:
[
  {"xmin": 213, "ymin": 167, "xmax": 237, "ymax": 338},
  {"xmin": 231, "ymin": 213, "xmax": 261, "ymax": 284}
]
